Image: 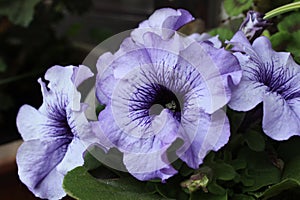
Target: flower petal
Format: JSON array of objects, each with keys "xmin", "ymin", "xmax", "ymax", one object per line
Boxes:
[
  {"xmin": 96, "ymin": 52, "xmax": 117, "ymax": 105},
  {"xmin": 16, "ymin": 105, "xmax": 49, "ymax": 141},
  {"xmin": 16, "ymin": 139, "xmax": 68, "ymax": 199},
  {"xmin": 178, "ymin": 41, "xmax": 242, "ymax": 113},
  {"xmin": 39, "ymin": 65, "xmax": 83, "ymax": 115},
  {"xmin": 188, "ymin": 33, "xmax": 222, "ymax": 48},
  {"xmin": 263, "ymin": 92, "xmax": 300, "ymax": 140},
  {"xmin": 56, "ymin": 138, "xmax": 85, "ymax": 175},
  {"xmin": 122, "ymin": 109, "xmax": 180, "ymax": 181},
  {"xmin": 72, "ymin": 64, "xmax": 94, "ymax": 88},
  {"xmin": 30, "ymin": 168, "xmax": 65, "ymax": 200},
  {"xmin": 123, "ymin": 150, "xmax": 177, "ymax": 181},
  {"xmin": 229, "ymin": 80, "xmax": 267, "ymax": 111},
  {"xmin": 131, "ymin": 8, "xmax": 194, "ymax": 42},
  {"xmin": 98, "ymin": 104, "xmax": 180, "ymax": 180},
  {"xmin": 177, "ymin": 109, "xmax": 230, "ymax": 168},
  {"xmin": 228, "ymin": 31, "xmax": 253, "ymax": 53},
  {"xmin": 252, "ymin": 36, "xmax": 290, "ymax": 68}
]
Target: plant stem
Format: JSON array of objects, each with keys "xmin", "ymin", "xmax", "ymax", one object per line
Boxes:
[{"xmin": 264, "ymin": 2, "xmax": 300, "ymax": 19}]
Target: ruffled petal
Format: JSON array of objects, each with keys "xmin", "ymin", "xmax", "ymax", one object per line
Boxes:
[
  {"xmin": 122, "ymin": 109, "xmax": 180, "ymax": 181},
  {"xmin": 178, "ymin": 109, "xmax": 230, "ymax": 168},
  {"xmin": 188, "ymin": 33, "xmax": 222, "ymax": 48},
  {"xmin": 229, "ymin": 80, "xmax": 267, "ymax": 111},
  {"xmin": 228, "ymin": 31, "xmax": 253, "ymax": 53},
  {"xmin": 30, "ymin": 168, "xmax": 65, "ymax": 200},
  {"xmin": 178, "ymin": 41, "xmax": 242, "ymax": 113},
  {"xmin": 98, "ymin": 104, "xmax": 180, "ymax": 180},
  {"xmin": 16, "ymin": 139, "xmax": 69, "ymax": 199},
  {"xmin": 287, "ymin": 98, "xmax": 300, "ymax": 118},
  {"xmin": 90, "ymin": 121, "xmax": 115, "ymax": 151},
  {"xmin": 131, "ymin": 8, "xmax": 194, "ymax": 42},
  {"xmin": 72, "ymin": 64, "xmax": 94, "ymax": 88},
  {"xmin": 96, "ymin": 52, "xmax": 117, "ymax": 105},
  {"xmin": 263, "ymin": 92, "xmax": 300, "ymax": 140},
  {"xmin": 16, "ymin": 105, "xmax": 49, "ymax": 141},
  {"xmin": 252, "ymin": 36, "xmax": 290, "ymax": 68},
  {"xmin": 38, "ymin": 67, "xmax": 81, "ymax": 116},
  {"xmin": 123, "ymin": 150, "xmax": 177, "ymax": 181},
  {"xmin": 56, "ymin": 138, "xmax": 85, "ymax": 175}
]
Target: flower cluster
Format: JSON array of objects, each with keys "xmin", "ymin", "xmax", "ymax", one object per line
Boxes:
[{"xmin": 15, "ymin": 7, "xmax": 300, "ymax": 200}]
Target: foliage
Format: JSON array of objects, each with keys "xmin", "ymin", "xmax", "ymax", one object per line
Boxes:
[
  {"xmin": 4, "ymin": 0, "xmax": 300, "ymax": 199},
  {"xmin": 224, "ymin": 0, "xmax": 253, "ymax": 16}
]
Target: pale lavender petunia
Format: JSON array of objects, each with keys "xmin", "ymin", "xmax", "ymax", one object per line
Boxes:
[
  {"xmin": 16, "ymin": 65, "xmax": 95, "ymax": 199},
  {"xmin": 228, "ymin": 31, "xmax": 300, "ymax": 140},
  {"xmin": 94, "ymin": 8, "xmax": 242, "ymax": 181},
  {"xmin": 131, "ymin": 8, "xmax": 194, "ymax": 43}
]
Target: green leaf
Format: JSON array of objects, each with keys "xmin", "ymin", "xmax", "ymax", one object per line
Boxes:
[
  {"xmin": 63, "ymin": 167, "xmax": 168, "ymax": 200},
  {"xmin": 0, "ymin": 0, "xmax": 41, "ymax": 27},
  {"xmin": 271, "ymin": 12, "xmax": 300, "ymax": 63},
  {"xmin": 84, "ymin": 145, "xmax": 127, "ymax": 175},
  {"xmin": 209, "ymin": 28, "xmax": 234, "ymax": 43},
  {"xmin": 260, "ymin": 179, "xmax": 300, "ymax": 199},
  {"xmin": 230, "ymin": 159, "xmax": 247, "ymax": 170},
  {"xmin": 282, "ymin": 156, "xmax": 300, "ymax": 182},
  {"xmin": 270, "ymin": 32, "xmax": 291, "ymax": 51},
  {"xmin": 277, "ymin": 12, "xmax": 300, "ymax": 33},
  {"xmin": 243, "ymin": 130, "xmax": 265, "ymax": 152},
  {"xmin": 224, "ymin": 0, "xmax": 253, "ymax": 16},
  {"xmin": 191, "ymin": 191, "xmax": 227, "ymax": 200},
  {"xmin": 83, "ymin": 146, "xmax": 102, "ymax": 170},
  {"xmin": 207, "ymin": 181, "xmax": 226, "ymax": 195},
  {"xmin": 270, "ymin": 31, "xmax": 300, "ymax": 63},
  {"xmin": 232, "ymin": 194, "xmax": 255, "ymax": 200},
  {"xmin": 238, "ymin": 148, "xmax": 281, "ymax": 192},
  {"xmin": 98, "ymin": 177, "xmax": 156, "ymax": 194},
  {"xmin": 212, "ymin": 162, "xmax": 236, "ymax": 181}
]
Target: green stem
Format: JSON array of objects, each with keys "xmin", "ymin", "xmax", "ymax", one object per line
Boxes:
[{"xmin": 264, "ymin": 2, "xmax": 300, "ymax": 19}]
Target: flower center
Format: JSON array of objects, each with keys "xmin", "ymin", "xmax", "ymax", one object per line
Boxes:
[
  {"xmin": 250, "ymin": 62, "xmax": 300, "ymax": 99},
  {"xmin": 129, "ymin": 83, "xmax": 182, "ymax": 124},
  {"xmin": 149, "ymin": 86, "xmax": 182, "ymax": 120},
  {"xmin": 46, "ymin": 102, "xmax": 74, "ymax": 140}
]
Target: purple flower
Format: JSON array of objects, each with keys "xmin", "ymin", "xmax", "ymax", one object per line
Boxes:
[
  {"xmin": 94, "ymin": 8, "xmax": 242, "ymax": 181},
  {"xmin": 239, "ymin": 10, "xmax": 271, "ymax": 42},
  {"xmin": 228, "ymin": 31, "xmax": 300, "ymax": 140},
  {"xmin": 16, "ymin": 65, "xmax": 95, "ymax": 199},
  {"xmin": 187, "ymin": 33, "xmax": 222, "ymax": 48},
  {"xmin": 131, "ymin": 8, "xmax": 194, "ymax": 42}
]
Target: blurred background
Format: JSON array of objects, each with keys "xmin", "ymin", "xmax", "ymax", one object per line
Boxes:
[{"xmin": 0, "ymin": 0, "xmax": 297, "ymax": 199}]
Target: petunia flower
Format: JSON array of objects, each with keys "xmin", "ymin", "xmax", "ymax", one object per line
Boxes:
[
  {"xmin": 228, "ymin": 31, "xmax": 300, "ymax": 140},
  {"xmin": 94, "ymin": 8, "xmax": 242, "ymax": 181},
  {"xmin": 239, "ymin": 10, "xmax": 271, "ymax": 42},
  {"xmin": 131, "ymin": 7, "xmax": 194, "ymax": 43},
  {"xmin": 16, "ymin": 65, "xmax": 95, "ymax": 199}
]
